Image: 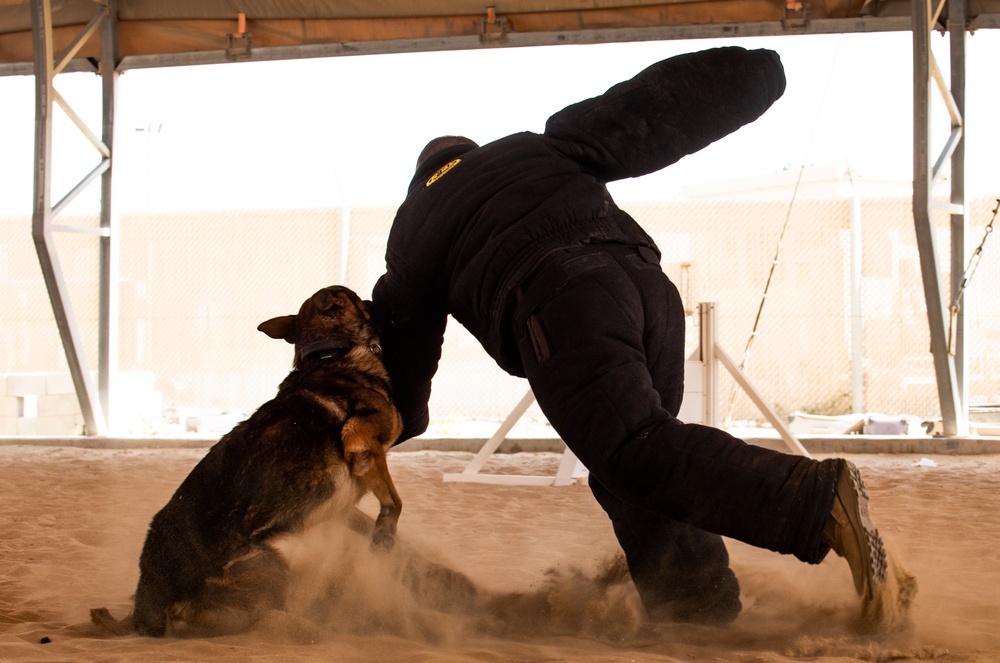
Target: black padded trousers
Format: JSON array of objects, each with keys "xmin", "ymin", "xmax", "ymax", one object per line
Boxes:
[{"xmin": 511, "ymin": 243, "xmax": 841, "ymax": 624}]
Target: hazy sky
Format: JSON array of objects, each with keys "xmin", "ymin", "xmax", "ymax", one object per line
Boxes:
[{"xmin": 2, "ymin": 30, "xmax": 999, "ymax": 216}]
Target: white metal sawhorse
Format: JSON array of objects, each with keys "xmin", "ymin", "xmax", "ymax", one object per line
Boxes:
[
  {"xmin": 441, "ymin": 389, "xmax": 583, "ymax": 486},
  {"xmin": 442, "ymin": 302, "xmax": 809, "ymax": 487}
]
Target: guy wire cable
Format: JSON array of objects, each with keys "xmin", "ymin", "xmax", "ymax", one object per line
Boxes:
[
  {"xmin": 947, "ymin": 197, "xmax": 998, "ymax": 355},
  {"xmin": 724, "ymin": 36, "xmax": 845, "ymax": 425}
]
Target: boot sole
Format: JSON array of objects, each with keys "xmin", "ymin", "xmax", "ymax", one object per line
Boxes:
[
  {"xmin": 840, "ymin": 461, "xmax": 888, "ymax": 594},
  {"xmin": 840, "ymin": 461, "xmax": 918, "ymax": 632}
]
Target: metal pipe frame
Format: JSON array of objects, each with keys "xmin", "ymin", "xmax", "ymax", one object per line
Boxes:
[
  {"xmin": 30, "ymin": 0, "xmax": 117, "ymax": 435},
  {"xmin": 22, "ymin": 2, "xmax": 982, "ymax": 439},
  {"xmin": 911, "ymin": 0, "xmax": 967, "ymax": 436},
  {"xmin": 699, "ymin": 302, "xmax": 719, "ymax": 429},
  {"xmin": 949, "ymin": 0, "xmax": 969, "ymax": 429},
  {"xmin": 98, "ymin": 0, "xmax": 120, "ymax": 427}
]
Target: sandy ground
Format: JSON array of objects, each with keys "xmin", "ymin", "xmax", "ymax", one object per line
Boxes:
[{"xmin": 1, "ymin": 445, "xmax": 999, "ymax": 662}]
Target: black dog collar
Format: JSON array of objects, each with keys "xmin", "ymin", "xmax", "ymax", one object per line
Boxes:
[
  {"xmin": 298, "ymin": 339, "xmax": 382, "ymax": 362},
  {"xmin": 297, "ymin": 339, "xmax": 353, "ymax": 362}
]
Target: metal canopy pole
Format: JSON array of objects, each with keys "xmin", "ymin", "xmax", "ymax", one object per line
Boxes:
[
  {"xmin": 98, "ymin": 0, "xmax": 120, "ymax": 424},
  {"xmin": 30, "ymin": 0, "xmax": 115, "ymax": 436},
  {"xmin": 911, "ymin": 0, "xmax": 967, "ymax": 436},
  {"xmin": 949, "ymin": 0, "xmax": 969, "ymax": 416}
]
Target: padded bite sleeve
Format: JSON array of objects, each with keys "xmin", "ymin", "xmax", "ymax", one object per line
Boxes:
[{"xmin": 543, "ymin": 46, "xmax": 786, "ymax": 182}]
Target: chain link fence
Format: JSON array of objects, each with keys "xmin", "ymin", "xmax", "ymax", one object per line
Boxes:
[
  {"xmin": 2, "ymin": 194, "xmax": 998, "ymax": 435},
  {"xmin": 632, "ymin": 195, "xmax": 1000, "ymax": 424}
]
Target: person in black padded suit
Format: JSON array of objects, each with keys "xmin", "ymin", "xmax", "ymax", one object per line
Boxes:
[{"xmin": 370, "ymin": 46, "xmax": 915, "ymax": 629}]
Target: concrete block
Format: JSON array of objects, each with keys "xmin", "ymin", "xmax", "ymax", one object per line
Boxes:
[
  {"xmin": 15, "ymin": 417, "xmax": 37, "ymax": 435},
  {"xmin": 34, "ymin": 414, "xmax": 85, "ymax": 436},
  {"xmin": 0, "ymin": 417, "xmax": 17, "ymax": 435},
  {"xmin": 37, "ymin": 394, "xmax": 81, "ymax": 418},
  {"xmin": 45, "ymin": 373, "xmax": 76, "ymax": 395},
  {"xmin": 0, "ymin": 396, "xmax": 21, "ymax": 418},
  {"xmin": 5, "ymin": 373, "xmax": 48, "ymax": 397}
]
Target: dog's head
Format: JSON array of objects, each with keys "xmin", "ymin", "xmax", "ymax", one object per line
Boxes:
[{"xmin": 257, "ymin": 286, "xmax": 379, "ymax": 366}]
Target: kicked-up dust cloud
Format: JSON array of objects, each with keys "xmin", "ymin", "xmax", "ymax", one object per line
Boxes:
[{"xmin": 272, "ymin": 514, "xmax": 647, "ymax": 645}]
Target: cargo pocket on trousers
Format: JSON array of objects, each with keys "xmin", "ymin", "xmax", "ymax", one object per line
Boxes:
[{"xmin": 526, "ymin": 313, "xmax": 551, "ymax": 364}]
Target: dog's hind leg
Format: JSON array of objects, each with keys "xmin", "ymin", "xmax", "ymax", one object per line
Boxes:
[
  {"xmin": 132, "ymin": 579, "xmax": 170, "ymax": 637},
  {"xmin": 173, "ymin": 546, "xmax": 290, "ymax": 637},
  {"xmin": 89, "ymin": 607, "xmax": 135, "ymax": 636}
]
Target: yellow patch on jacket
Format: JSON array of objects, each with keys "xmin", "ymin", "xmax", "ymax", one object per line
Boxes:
[{"xmin": 425, "ymin": 158, "xmax": 462, "ymax": 187}]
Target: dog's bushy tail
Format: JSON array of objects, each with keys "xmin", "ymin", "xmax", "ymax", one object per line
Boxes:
[{"xmin": 89, "ymin": 607, "xmax": 135, "ymax": 637}]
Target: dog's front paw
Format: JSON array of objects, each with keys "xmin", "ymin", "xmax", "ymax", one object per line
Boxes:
[{"xmin": 371, "ymin": 530, "xmax": 395, "ymax": 551}]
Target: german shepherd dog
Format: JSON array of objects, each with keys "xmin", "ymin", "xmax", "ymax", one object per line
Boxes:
[{"xmin": 93, "ymin": 285, "xmax": 403, "ymax": 637}]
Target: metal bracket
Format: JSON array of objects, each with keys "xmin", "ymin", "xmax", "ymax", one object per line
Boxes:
[
  {"xmin": 226, "ymin": 12, "xmax": 252, "ymax": 61},
  {"xmin": 480, "ymin": 7, "xmax": 509, "ymax": 43},
  {"xmin": 782, "ymin": 0, "xmax": 810, "ymax": 30}
]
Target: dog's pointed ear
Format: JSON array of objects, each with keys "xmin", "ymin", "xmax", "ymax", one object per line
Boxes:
[{"xmin": 257, "ymin": 315, "xmax": 298, "ymax": 344}]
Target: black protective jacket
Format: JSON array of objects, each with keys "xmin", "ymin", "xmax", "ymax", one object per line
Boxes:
[{"xmin": 371, "ymin": 46, "xmax": 786, "ymax": 442}]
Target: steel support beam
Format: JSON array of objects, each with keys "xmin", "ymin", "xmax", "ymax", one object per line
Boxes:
[
  {"xmin": 30, "ymin": 0, "xmax": 115, "ymax": 435},
  {"xmin": 949, "ymin": 0, "xmax": 968, "ymax": 422},
  {"xmin": 911, "ymin": 0, "xmax": 967, "ymax": 435},
  {"xmin": 98, "ymin": 0, "xmax": 120, "ymax": 424}
]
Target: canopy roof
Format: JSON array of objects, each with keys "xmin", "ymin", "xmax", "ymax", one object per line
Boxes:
[{"xmin": 4, "ymin": 0, "xmax": 999, "ymax": 76}]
